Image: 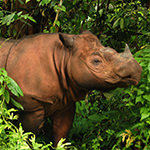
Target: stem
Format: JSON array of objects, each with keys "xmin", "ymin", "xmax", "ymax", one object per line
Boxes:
[
  {"xmin": 10, "ymin": 0, "xmax": 14, "ymax": 12},
  {"xmin": 53, "ymin": 0, "xmax": 63, "ymax": 27}
]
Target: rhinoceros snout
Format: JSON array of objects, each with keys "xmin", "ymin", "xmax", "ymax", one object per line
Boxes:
[
  {"xmin": 118, "ymin": 59, "xmax": 142, "ymax": 86},
  {"xmin": 116, "ymin": 45, "xmax": 142, "ymax": 86}
]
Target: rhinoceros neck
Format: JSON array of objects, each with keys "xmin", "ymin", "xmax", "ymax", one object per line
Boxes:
[
  {"xmin": 53, "ymin": 43, "xmax": 69, "ymax": 91},
  {"xmin": 66, "ymin": 57, "xmax": 88, "ymax": 102},
  {"xmin": 53, "ymin": 45, "xmax": 87, "ymax": 102}
]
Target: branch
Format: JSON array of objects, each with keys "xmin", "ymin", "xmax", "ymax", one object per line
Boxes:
[{"xmin": 53, "ymin": 0, "xmax": 63, "ymax": 27}]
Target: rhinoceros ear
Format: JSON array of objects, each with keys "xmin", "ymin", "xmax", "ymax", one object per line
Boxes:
[
  {"xmin": 59, "ymin": 33, "xmax": 74, "ymax": 49},
  {"xmin": 81, "ymin": 30, "xmax": 93, "ymax": 34}
]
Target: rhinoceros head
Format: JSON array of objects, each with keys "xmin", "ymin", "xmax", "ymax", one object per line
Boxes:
[{"xmin": 59, "ymin": 31, "xmax": 142, "ymax": 91}]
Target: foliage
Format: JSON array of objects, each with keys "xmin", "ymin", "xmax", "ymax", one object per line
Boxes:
[
  {"xmin": 68, "ymin": 47, "xmax": 150, "ymax": 149},
  {"xmin": 59, "ymin": 0, "xmax": 150, "ymax": 51},
  {"xmin": 0, "ymin": 68, "xmax": 23, "ymax": 109},
  {"xmin": 0, "ymin": 68, "xmax": 76, "ymax": 150},
  {"xmin": 0, "ymin": 0, "xmax": 150, "ymax": 150},
  {"xmin": 0, "ymin": 0, "xmax": 149, "ymax": 51}
]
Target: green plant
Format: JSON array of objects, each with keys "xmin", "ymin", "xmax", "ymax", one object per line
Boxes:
[
  {"xmin": 117, "ymin": 47, "xmax": 150, "ymax": 149},
  {"xmin": 0, "ymin": 1, "xmax": 150, "ymax": 149},
  {"xmin": 0, "ymin": 68, "xmax": 31, "ymax": 149},
  {"xmin": 68, "ymin": 47, "xmax": 150, "ymax": 149},
  {"xmin": 0, "ymin": 67, "xmax": 77, "ymax": 149}
]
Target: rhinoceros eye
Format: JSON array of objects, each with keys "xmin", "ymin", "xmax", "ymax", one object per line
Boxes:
[{"xmin": 92, "ymin": 59, "xmax": 102, "ymax": 66}]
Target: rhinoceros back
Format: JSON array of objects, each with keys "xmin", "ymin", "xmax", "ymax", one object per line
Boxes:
[
  {"xmin": 5, "ymin": 34, "xmax": 65, "ymax": 106},
  {"xmin": 0, "ymin": 39, "xmax": 15, "ymax": 68}
]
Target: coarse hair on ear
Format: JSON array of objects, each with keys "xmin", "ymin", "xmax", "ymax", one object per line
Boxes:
[{"xmin": 59, "ymin": 33, "xmax": 74, "ymax": 49}]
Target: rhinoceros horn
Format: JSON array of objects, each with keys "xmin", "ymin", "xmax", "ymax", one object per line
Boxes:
[{"xmin": 120, "ymin": 44, "xmax": 133, "ymax": 58}]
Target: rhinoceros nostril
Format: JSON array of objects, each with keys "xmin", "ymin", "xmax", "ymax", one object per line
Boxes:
[{"xmin": 123, "ymin": 75, "xmax": 131, "ymax": 79}]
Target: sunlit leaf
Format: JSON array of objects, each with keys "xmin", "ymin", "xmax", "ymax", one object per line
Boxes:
[
  {"xmin": 0, "ymin": 87, "xmax": 5, "ymax": 96},
  {"xmin": 55, "ymin": 20, "xmax": 60, "ymax": 27},
  {"xmin": 113, "ymin": 18, "xmax": 120, "ymax": 28},
  {"xmin": 140, "ymin": 107, "xmax": 150, "ymax": 120},
  {"xmin": 4, "ymin": 90, "xmax": 10, "ymax": 104},
  {"xmin": 10, "ymin": 98, "xmax": 24, "ymax": 110},
  {"xmin": 40, "ymin": 0, "xmax": 52, "ymax": 6},
  {"xmin": 26, "ymin": 0, "xmax": 31, "ymax": 3},
  {"xmin": 7, "ymin": 77, "xmax": 23, "ymax": 97},
  {"xmin": 1, "ymin": 12, "xmax": 15, "ymax": 26},
  {"xmin": 99, "ymin": 9, "xmax": 103, "ymax": 17},
  {"xmin": 120, "ymin": 18, "xmax": 124, "ymax": 30}
]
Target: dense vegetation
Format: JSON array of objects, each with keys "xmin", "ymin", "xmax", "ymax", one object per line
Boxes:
[{"xmin": 0, "ymin": 0, "xmax": 150, "ymax": 149}]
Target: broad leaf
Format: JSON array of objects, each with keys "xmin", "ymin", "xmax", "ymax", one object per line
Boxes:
[
  {"xmin": 11, "ymin": 98, "xmax": 24, "ymax": 110},
  {"xmin": 7, "ymin": 77, "xmax": 23, "ymax": 97},
  {"xmin": 4, "ymin": 90, "xmax": 10, "ymax": 104},
  {"xmin": 113, "ymin": 18, "xmax": 120, "ymax": 28}
]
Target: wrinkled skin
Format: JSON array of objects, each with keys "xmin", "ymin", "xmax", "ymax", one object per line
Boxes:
[{"xmin": 0, "ymin": 31, "xmax": 142, "ymax": 146}]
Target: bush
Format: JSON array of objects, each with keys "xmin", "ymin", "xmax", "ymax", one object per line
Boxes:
[
  {"xmin": 68, "ymin": 46, "xmax": 150, "ymax": 150},
  {"xmin": 0, "ymin": 68, "xmax": 77, "ymax": 150},
  {"xmin": 0, "ymin": 0, "xmax": 150, "ymax": 149}
]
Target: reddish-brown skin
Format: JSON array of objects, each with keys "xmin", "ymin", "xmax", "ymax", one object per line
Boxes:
[{"xmin": 0, "ymin": 32, "xmax": 142, "ymax": 146}]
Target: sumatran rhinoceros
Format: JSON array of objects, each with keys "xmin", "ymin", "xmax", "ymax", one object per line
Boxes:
[{"xmin": 0, "ymin": 31, "xmax": 142, "ymax": 145}]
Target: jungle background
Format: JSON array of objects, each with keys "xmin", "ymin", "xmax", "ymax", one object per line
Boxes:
[{"xmin": 0, "ymin": 0, "xmax": 150, "ymax": 149}]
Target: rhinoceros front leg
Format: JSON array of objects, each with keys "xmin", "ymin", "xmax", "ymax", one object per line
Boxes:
[
  {"xmin": 18, "ymin": 97, "xmax": 45, "ymax": 134},
  {"xmin": 20, "ymin": 109, "xmax": 45, "ymax": 134},
  {"xmin": 51, "ymin": 102, "xmax": 75, "ymax": 146}
]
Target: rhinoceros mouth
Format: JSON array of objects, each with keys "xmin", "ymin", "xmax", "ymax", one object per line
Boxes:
[
  {"xmin": 104, "ymin": 75, "xmax": 139, "ymax": 87},
  {"xmin": 122, "ymin": 78, "xmax": 139, "ymax": 86}
]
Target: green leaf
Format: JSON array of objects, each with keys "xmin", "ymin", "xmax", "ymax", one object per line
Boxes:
[
  {"xmin": 54, "ymin": 5, "xmax": 66, "ymax": 12},
  {"xmin": 88, "ymin": 114, "xmax": 108, "ymax": 122},
  {"xmin": 11, "ymin": 98, "xmax": 24, "ymax": 110},
  {"xmin": 61, "ymin": 6, "xmax": 66, "ymax": 12},
  {"xmin": 4, "ymin": 90, "xmax": 10, "ymax": 104},
  {"xmin": 99, "ymin": 9, "xmax": 103, "ymax": 17},
  {"xmin": 141, "ymin": 112, "xmax": 150, "ymax": 121},
  {"xmin": 148, "ymin": 73, "xmax": 150, "ymax": 82},
  {"xmin": 137, "ymin": 89, "xmax": 144, "ymax": 95},
  {"xmin": 50, "ymin": 26, "xmax": 57, "ymax": 33},
  {"xmin": 25, "ymin": 0, "xmax": 31, "ymax": 3},
  {"xmin": 0, "ymin": 76, "xmax": 4, "ymax": 84},
  {"xmin": 0, "ymin": 68, "xmax": 8, "ymax": 77},
  {"xmin": 140, "ymin": 107, "xmax": 150, "ymax": 120},
  {"xmin": 1, "ymin": 12, "xmax": 16, "ymax": 26},
  {"xmin": 148, "ymin": 61, "xmax": 150, "ymax": 71},
  {"xmin": 56, "ymin": 138, "xmax": 71, "ymax": 149},
  {"xmin": 18, "ymin": 0, "xmax": 24, "ymax": 5},
  {"xmin": 55, "ymin": 20, "xmax": 60, "ymax": 27},
  {"xmin": 17, "ymin": 11, "xmax": 23, "ymax": 16},
  {"xmin": 113, "ymin": 18, "xmax": 120, "ymax": 28},
  {"xmin": 27, "ymin": 16, "xmax": 37, "ymax": 23},
  {"xmin": 143, "ymin": 95, "xmax": 150, "ymax": 101},
  {"xmin": 21, "ymin": 14, "xmax": 36, "ymax": 23},
  {"xmin": 110, "ymin": 15, "xmax": 116, "ymax": 22},
  {"xmin": 126, "ymin": 101, "xmax": 135, "ymax": 107},
  {"xmin": 7, "ymin": 77, "xmax": 23, "ymax": 97},
  {"xmin": 0, "ymin": 11, "xmax": 4, "ymax": 18},
  {"xmin": 0, "ymin": 87, "xmax": 5, "ymax": 96},
  {"xmin": 145, "ymin": 32, "xmax": 150, "ymax": 36},
  {"xmin": 135, "ymin": 96, "xmax": 142, "ymax": 103},
  {"xmin": 73, "ymin": 0, "xmax": 78, "ymax": 5},
  {"xmin": 40, "ymin": 0, "xmax": 52, "ymax": 6},
  {"xmin": 120, "ymin": 18, "xmax": 124, "ymax": 30}
]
